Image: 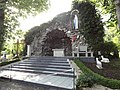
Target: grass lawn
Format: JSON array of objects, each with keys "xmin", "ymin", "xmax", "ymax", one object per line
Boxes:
[{"xmin": 83, "ymin": 59, "xmax": 120, "ymax": 80}]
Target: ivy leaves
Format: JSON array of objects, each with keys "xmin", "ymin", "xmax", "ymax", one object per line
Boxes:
[{"xmin": 73, "ymin": 1, "xmax": 104, "ymax": 51}]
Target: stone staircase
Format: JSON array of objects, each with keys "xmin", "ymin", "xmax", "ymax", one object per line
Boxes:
[{"xmin": 0, "ymin": 56, "xmax": 76, "ymax": 90}]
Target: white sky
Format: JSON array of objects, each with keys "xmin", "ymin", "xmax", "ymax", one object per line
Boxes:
[{"xmin": 19, "ymin": 0, "xmax": 73, "ymax": 31}]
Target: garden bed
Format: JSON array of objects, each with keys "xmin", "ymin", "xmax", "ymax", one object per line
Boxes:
[
  {"xmin": 82, "ymin": 59, "xmax": 120, "ymax": 80},
  {"xmin": 74, "ymin": 59, "xmax": 120, "ymax": 89}
]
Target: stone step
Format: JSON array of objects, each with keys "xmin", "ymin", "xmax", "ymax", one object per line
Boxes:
[
  {"xmin": 0, "ymin": 56, "xmax": 75, "ymax": 90},
  {"xmin": 29, "ymin": 58, "xmax": 68, "ymax": 62},
  {"xmin": 20, "ymin": 62, "xmax": 70, "ymax": 66},
  {"xmin": 3, "ymin": 68, "xmax": 75, "ymax": 77},
  {"xmin": 14, "ymin": 64, "xmax": 72, "ymax": 69},
  {"xmin": 30, "ymin": 57, "xmax": 68, "ymax": 60},
  {"xmin": 11, "ymin": 66, "xmax": 73, "ymax": 73},
  {"xmin": 24, "ymin": 60, "xmax": 69, "ymax": 63}
]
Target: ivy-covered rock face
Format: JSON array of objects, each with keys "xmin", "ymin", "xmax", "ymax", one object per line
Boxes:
[
  {"xmin": 25, "ymin": 12, "xmax": 72, "ymax": 56},
  {"xmin": 29, "ymin": 29, "xmax": 72, "ymax": 56},
  {"xmin": 42, "ymin": 29, "xmax": 72, "ymax": 56},
  {"xmin": 73, "ymin": 1, "xmax": 105, "ymax": 51}
]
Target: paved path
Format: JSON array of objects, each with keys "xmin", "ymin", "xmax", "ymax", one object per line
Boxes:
[
  {"xmin": 83, "ymin": 84, "xmax": 119, "ymax": 90},
  {"xmin": 0, "ymin": 78, "xmax": 47, "ymax": 90}
]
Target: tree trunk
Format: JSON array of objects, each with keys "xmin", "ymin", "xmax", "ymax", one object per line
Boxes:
[
  {"xmin": 0, "ymin": 0, "xmax": 5, "ymax": 51},
  {"xmin": 114, "ymin": 0, "xmax": 120, "ymax": 29}
]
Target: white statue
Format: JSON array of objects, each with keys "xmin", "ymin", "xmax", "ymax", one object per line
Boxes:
[
  {"xmin": 74, "ymin": 15, "xmax": 78, "ymax": 30},
  {"xmin": 96, "ymin": 58, "xmax": 103, "ymax": 69},
  {"xmin": 1, "ymin": 51, "xmax": 6, "ymax": 59},
  {"xmin": 101, "ymin": 56, "xmax": 110, "ymax": 63}
]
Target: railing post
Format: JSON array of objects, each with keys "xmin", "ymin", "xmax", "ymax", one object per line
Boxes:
[
  {"xmin": 77, "ymin": 51, "xmax": 79, "ymax": 57},
  {"xmin": 72, "ymin": 51, "xmax": 75, "ymax": 57},
  {"xmin": 85, "ymin": 52, "xmax": 88, "ymax": 57},
  {"xmin": 27, "ymin": 45, "xmax": 31, "ymax": 57},
  {"xmin": 91, "ymin": 52, "xmax": 93, "ymax": 57}
]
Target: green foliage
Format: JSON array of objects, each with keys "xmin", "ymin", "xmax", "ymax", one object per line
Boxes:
[
  {"xmin": 0, "ymin": 25, "xmax": 5, "ymax": 51},
  {"xmin": 0, "ymin": 0, "xmax": 49, "ymax": 52},
  {"xmin": 24, "ymin": 12, "xmax": 72, "ymax": 56},
  {"xmin": 25, "ymin": 27, "xmax": 38, "ymax": 45},
  {"xmin": 72, "ymin": 1, "xmax": 105, "ymax": 51},
  {"xmin": 105, "ymin": 27, "xmax": 120, "ymax": 51},
  {"xmin": 93, "ymin": 41, "xmax": 119, "ymax": 58},
  {"xmin": 7, "ymin": 0, "xmax": 49, "ymax": 17},
  {"xmin": 25, "ymin": 12, "xmax": 71, "ymax": 45},
  {"xmin": 5, "ymin": 0, "xmax": 49, "ymax": 35},
  {"xmin": 52, "ymin": 12, "xmax": 71, "ymax": 30},
  {"xmin": 72, "ymin": 1, "xmax": 119, "ymax": 57},
  {"xmin": 101, "ymin": 41, "xmax": 119, "ymax": 59},
  {"xmin": 73, "ymin": 0, "xmax": 120, "ymax": 52},
  {"xmin": 24, "ymin": 23, "xmax": 50, "ymax": 55},
  {"xmin": 76, "ymin": 0, "xmax": 117, "ymax": 26},
  {"xmin": 2, "ymin": 29, "xmax": 25, "ymax": 56},
  {"xmin": 75, "ymin": 59, "xmax": 120, "ymax": 89},
  {"xmin": 98, "ymin": 0, "xmax": 117, "ymax": 28},
  {"xmin": 76, "ymin": 73, "xmax": 96, "ymax": 88},
  {"xmin": 0, "ymin": 1, "xmax": 5, "ymax": 51},
  {"xmin": 25, "ymin": 22, "xmax": 50, "ymax": 45}
]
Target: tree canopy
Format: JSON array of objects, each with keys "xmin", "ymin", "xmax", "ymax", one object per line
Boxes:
[
  {"xmin": 5, "ymin": 0, "xmax": 49, "ymax": 36},
  {"xmin": 72, "ymin": 1, "xmax": 105, "ymax": 51},
  {"xmin": 72, "ymin": 1, "xmax": 119, "ymax": 58},
  {"xmin": 0, "ymin": 0, "xmax": 49, "ymax": 51}
]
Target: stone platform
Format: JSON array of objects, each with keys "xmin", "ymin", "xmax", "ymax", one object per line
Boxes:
[{"xmin": 0, "ymin": 56, "xmax": 76, "ymax": 90}]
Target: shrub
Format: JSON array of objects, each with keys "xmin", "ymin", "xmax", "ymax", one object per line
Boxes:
[
  {"xmin": 93, "ymin": 41, "xmax": 119, "ymax": 59},
  {"xmin": 101, "ymin": 41, "xmax": 119, "ymax": 59},
  {"xmin": 76, "ymin": 73, "xmax": 96, "ymax": 88}
]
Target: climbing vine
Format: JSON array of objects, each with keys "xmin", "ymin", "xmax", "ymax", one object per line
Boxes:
[
  {"xmin": 72, "ymin": 1, "xmax": 119, "ymax": 58},
  {"xmin": 72, "ymin": 1, "xmax": 105, "ymax": 51}
]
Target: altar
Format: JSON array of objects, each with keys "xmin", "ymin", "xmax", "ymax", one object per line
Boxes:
[{"xmin": 52, "ymin": 49, "xmax": 64, "ymax": 57}]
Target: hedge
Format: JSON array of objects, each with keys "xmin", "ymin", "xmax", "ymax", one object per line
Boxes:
[{"xmin": 74, "ymin": 59, "xmax": 120, "ymax": 89}]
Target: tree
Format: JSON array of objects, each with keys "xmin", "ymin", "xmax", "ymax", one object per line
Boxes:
[
  {"xmin": 105, "ymin": 24, "xmax": 120, "ymax": 50},
  {"xmin": 0, "ymin": 0, "xmax": 49, "ymax": 52},
  {"xmin": 0, "ymin": 0, "xmax": 6, "ymax": 51},
  {"xmin": 72, "ymin": 0, "xmax": 119, "ymax": 58},
  {"xmin": 75, "ymin": 0, "xmax": 120, "ymax": 29},
  {"xmin": 102, "ymin": 0, "xmax": 120, "ymax": 29},
  {"xmin": 72, "ymin": 1, "xmax": 105, "ymax": 52},
  {"xmin": 91, "ymin": 0, "xmax": 120, "ymax": 29}
]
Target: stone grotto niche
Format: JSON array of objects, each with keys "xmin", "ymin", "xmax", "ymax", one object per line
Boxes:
[{"xmin": 42, "ymin": 29, "xmax": 72, "ymax": 56}]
